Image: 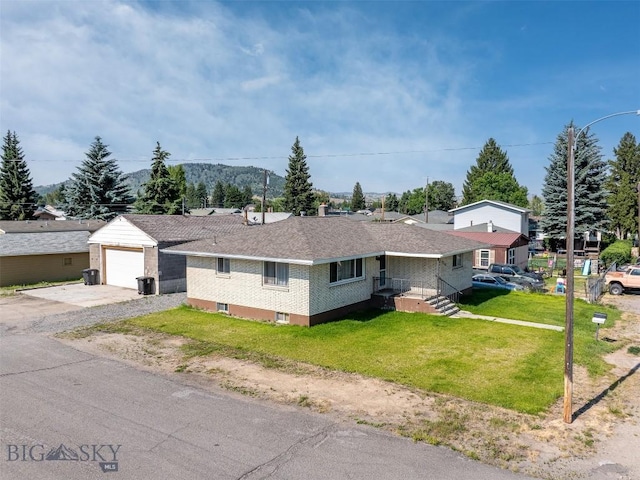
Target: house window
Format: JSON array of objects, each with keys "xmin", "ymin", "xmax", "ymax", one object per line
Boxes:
[
  {"xmin": 216, "ymin": 302, "xmax": 229, "ymax": 313},
  {"xmin": 479, "ymin": 250, "xmax": 490, "ymax": 268},
  {"xmin": 217, "ymin": 257, "xmax": 230, "ymax": 275},
  {"xmin": 275, "ymin": 312, "xmax": 289, "ymax": 324},
  {"xmin": 452, "ymin": 254, "xmax": 463, "ymax": 269},
  {"xmin": 329, "ymin": 258, "xmax": 364, "ymax": 284},
  {"xmin": 507, "ymin": 248, "xmax": 515, "ymax": 264},
  {"xmin": 263, "ymin": 262, "xmax": 289, "ymax": 287},
  {"xmin": 63, "ymin": 257, "xmax": 73, "ymax": 266}
]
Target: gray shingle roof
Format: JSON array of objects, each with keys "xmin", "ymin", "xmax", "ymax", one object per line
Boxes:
[
  {"xmin": 0, "ymin": 231, "xmax": 91, "ymax": 256},
  {"xmin": 0, "ymin": 220, "xmax": 106, "ymax": 234},
  {"xmin": 164, "ymin": 216, "xmax": 489, "ymax": 264},
  {"xmin": 121, "ymin": 214, "xmax": 247, "ymax": 243}
]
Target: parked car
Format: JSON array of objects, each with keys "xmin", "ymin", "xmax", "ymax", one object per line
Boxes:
[
  {"xmin": 487, "ymin": 263, "xmax": 545, "ymax": 290},
  {"xmin": 605, "ymin": 265, "xmax": 640, "ymax": 295},
  {"xmin": 472, "ymin": 274, "xmax": 525, "ymax": 291}
]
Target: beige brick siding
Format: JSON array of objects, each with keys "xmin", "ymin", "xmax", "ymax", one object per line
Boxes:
[
  {"xmin": 438, "ymin": 252, "xmax": 474, "ymax": 292},
  {"xmin": 308, "ymin": 257, "xmax": 376, "ymax": 316},
  {"xmin": 388, "ymin": 256, "xmax": 438, "ymax": 292},
  {"xmin": 187, "ymin": 256, "xmax": 312, "ymax": 316}
]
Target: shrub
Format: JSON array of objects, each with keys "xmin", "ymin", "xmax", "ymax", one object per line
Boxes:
[{"xmin": 600, "ymin": 240, "xmax": 632, "ymax": 267}]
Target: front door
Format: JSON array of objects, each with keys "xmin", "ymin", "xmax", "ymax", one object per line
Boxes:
[{"xmin": 379, "ymin": 255, "xmax": 387, "ymax": 288}]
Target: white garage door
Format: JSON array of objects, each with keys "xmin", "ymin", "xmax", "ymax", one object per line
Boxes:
[{"xmin": 105, "ymin": 248, "xmax": 144, "ymax": 289}]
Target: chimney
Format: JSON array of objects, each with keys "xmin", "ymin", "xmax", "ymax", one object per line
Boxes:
[
  {"xmin": 318, "ymin": 204, "xmax": 327, "ymax": 217},
  {"xmin": 487, "ymin": 221, "xmax": 493, "ymax": 232}
]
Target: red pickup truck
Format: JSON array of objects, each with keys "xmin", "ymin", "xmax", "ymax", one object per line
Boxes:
[{"xmin": 605, "ymin": 265, "xmax": 640, "ymax": 295}]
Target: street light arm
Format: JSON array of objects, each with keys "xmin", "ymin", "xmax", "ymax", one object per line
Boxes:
[{"xmin": 573, "ymin": 110, "xmax": 640, "ymax": 149}]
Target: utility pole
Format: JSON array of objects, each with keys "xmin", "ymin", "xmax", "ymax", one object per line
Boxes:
[
  {"xmin": 261, "ymin": 169, "xmax": 268, "ymax": 225},
  {"xmin": 564, "ymin": 127, "xmax": 575, "ymax": 424},
  {"xmin": 424, "ymin": 177, "xmax": 429, "ymax": 223},
  {"xmin": 381, "ymin": 194, "xmax": 385, "ymax": 222}
]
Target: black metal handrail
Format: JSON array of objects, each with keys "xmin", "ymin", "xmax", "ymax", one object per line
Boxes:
[{"xmin": 436, "ymin": 276, "xmax": 460, "ymax": 306}]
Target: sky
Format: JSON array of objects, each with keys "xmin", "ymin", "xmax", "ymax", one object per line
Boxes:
[{"xmin": 1, "ymin": 1, "xmax": 639, "ymax": 198}]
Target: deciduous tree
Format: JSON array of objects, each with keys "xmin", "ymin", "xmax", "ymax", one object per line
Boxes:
[{"xmin": 427, "ymin": 180, "xmax": 456, "ymax": 211}]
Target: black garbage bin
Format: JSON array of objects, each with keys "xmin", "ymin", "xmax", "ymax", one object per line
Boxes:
[
  {"xmin": 136, "ymin": 276, "xmax": 155, "ymax": 295},
  {"xmin": 82, "ymin": 268, "xmax": 99, "ymax": 285}
]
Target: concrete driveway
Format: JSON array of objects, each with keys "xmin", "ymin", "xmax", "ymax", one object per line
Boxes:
[{"xmin": 18, "ymin": 283, "xmax": 142, "ymax": 308}]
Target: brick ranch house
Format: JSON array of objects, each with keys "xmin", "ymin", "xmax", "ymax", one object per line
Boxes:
[{"xmin": 164, "ymin": 216, "xmax": 488, "ymax": 326}]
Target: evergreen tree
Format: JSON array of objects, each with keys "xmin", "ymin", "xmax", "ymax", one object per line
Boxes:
[
  {"xmin": 606, "ymin": 132, "xmax": 640, "ymax": 239},
  {"xmin": 64, "ymin": 136, "xmax": 131, "ymax": 220},
  {"xmin": 0, "ymin": 131, "xmax": 37, "ymax": 220},
  {"xmin": 384, "ymin": 193, "xmax": 399, "ymax": 212},
  {"xmin": 134, "ymin": 142, "xmax": 182, "ymax": 214},
  {"xmin": 242, "ymin": 184, "xmax": 254, "ymax": 207},
  {"xmin": 195, "ymin": 182, "xmax": 208, "ymax": 208},
  {"xmin": 428, "ymin": 180, "xmax": 456, "ymax": 211},
  {"xmin": 211, "ymin": 181, "xmax": 225, "ymax": 208},
  {"xmin": 168, "ymin": 164, "xmax": 187, "ymax": 199},
  {"xmin": 185, "ymin": 183, "xmax": 199, "ymax": 209},
  {"xmin": 283, "ymin": 137, "xmax": 314, "ymax": 215},
  {"xmin": 224, "ymin": 184, "xmax": 243, "ymax": 208},
  {"xmin": 351, "ymin": 182, "xmax": 366, "ymax": 210},
  {"xmin": 461, "ymin": 138, "xmax": 527, "ymax": 206},
  {"xmin": 541, "ymin": 122, "xmax": 608, "ymax": 239}
]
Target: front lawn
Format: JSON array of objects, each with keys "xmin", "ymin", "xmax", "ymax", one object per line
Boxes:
[{"xmin": 118, "ymin": 292, "xmax": 620, "ymax": 415}]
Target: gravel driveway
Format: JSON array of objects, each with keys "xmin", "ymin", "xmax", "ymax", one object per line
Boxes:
[{"xmin": 1, "ymin": 292, "xmax": 186, "ymax": 335}]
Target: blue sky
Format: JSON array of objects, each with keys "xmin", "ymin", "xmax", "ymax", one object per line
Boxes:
[{"xmin": 1, "ymin": 0, "xmax": 638, "ymax": 198}]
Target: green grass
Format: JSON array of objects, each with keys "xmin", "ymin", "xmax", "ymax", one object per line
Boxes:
[
  {"xmin": 457, "ymin": 290, "xmax": 621, "ymax": 376},
  {"xmin": 115, "ymin": 300, "xmax": 616, "ymax": 415}
]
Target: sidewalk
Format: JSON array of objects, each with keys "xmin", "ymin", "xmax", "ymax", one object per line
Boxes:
[{"xmin": 453, "ymin": 311, "xmax": 565, "ymax": 331}]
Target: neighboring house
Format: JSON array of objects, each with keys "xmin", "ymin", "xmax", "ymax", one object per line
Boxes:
[
  {"xmin": 0, "ymin": 220, "xmax": 106, "ymax": 287},
  {"xmin": 88, "ymin": 214, "xmax": 251, "ymax": 294},
  {"xmin": 444, "ymin": 223, "xmax": 530, "ymax": 270},
  {"xmin": 32, "ymin": 205, "xmax": 67, "ymax": 221},
  {"xmin": 163, "ymin": 216, "xmax": 488, "ymax": 327},
  {"xmin": 449, "ymin": 200, "xmax": 530, "ymax": 236}
]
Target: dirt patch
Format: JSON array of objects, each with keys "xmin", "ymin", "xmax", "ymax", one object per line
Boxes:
[{"xmin": 58, "ymin": 305, "xmax": 640, "ymax": 480}]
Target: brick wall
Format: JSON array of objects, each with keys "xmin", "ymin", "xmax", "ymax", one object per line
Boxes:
[
  {"xmin": 187, "ymin": 256, "xmax": 311, "ymax": 317},
  {"xmin": 307, "ymin": 257, "xmax": 375, "ymax": 316}
]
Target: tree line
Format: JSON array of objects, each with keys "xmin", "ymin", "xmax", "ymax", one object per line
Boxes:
[{"xmin": 1, "ymin": 127, "xmax": 638, "ymax": 244}]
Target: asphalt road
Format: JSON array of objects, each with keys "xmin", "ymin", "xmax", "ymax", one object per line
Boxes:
[{"xmin": 1, "ymin": 290, "xmax": 537, "ymax": 480}]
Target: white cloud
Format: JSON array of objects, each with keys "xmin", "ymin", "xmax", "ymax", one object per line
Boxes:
[{"xmin": 2, "ymin": 1, "xmax": 636, "ymax": 197}]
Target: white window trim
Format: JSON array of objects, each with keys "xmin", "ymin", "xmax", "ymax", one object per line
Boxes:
[
  {"xmin": 216, "ymin": 257, "xmax": 230, "ymax": 277},
  {"xmin": 329, "ymin": 258, "xmax": 365, "ymax": 285},
  {"xmin": 263, "ymin": 261, "xmax": 289, "ymax": 288},
  {"xmin": 479, "ymin": 250, "xmax": 490, "ymax": 268},
  {"xmin": 216, "ymin": 302, "xmax": 229, "ymax": 313}
]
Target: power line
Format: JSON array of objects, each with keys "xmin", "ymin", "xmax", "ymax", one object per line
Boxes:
[{"xmin": 2, "ymin": 141, "xmax": 555, "ymax": 163}]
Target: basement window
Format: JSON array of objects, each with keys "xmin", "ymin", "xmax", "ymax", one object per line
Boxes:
[
  {"xmin": 275, "ymin": 312, "xmax": 289, "ymax": 324},
  {"xmin": 216, "ymin": 303, "xmax": 229, "ymax": 313}
]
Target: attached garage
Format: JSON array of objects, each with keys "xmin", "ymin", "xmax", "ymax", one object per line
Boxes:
[{"xmin": 104, "ymin": 248, "xmax": 144, "ymax": 289}]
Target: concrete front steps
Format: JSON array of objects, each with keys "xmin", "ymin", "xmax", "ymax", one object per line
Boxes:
[{"xmin": 426, "ymin": 295, "xmax": 460, "ymax": 316}]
